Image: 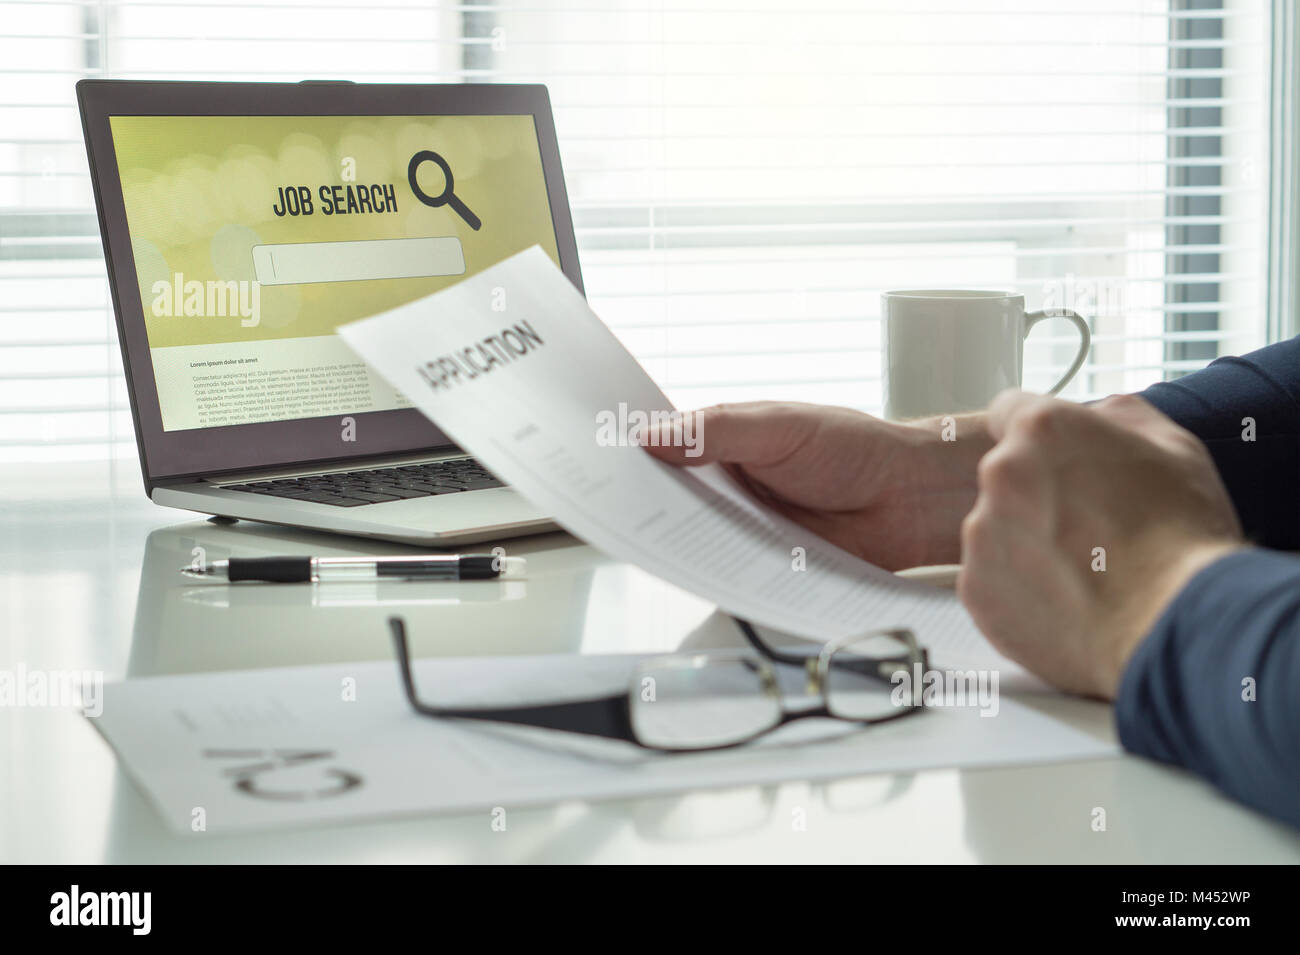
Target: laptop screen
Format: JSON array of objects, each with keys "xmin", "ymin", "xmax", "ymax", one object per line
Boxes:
[{"xmin": 107, "ymin": 113, "xmax": 563, "ymax": 435}]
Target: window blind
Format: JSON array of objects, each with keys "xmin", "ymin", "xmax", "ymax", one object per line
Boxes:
[{"xmin": 0, "ymin": 0, "xmax": 1274, "ymax": 462}]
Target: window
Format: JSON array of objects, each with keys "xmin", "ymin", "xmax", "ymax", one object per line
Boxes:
[{"xmin": 0, "ymin": 0, "xmax": 1278, "ymax": 462}]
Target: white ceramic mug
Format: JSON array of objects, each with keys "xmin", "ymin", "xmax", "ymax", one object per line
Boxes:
[{"xmin": 880, "ymin": 289, "xmax": 1090, "ymax": 420}]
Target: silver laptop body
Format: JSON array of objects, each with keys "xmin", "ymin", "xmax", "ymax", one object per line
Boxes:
[{"xmin": 79, "ymin": 80, "xmax": 583, "ymax": 545}]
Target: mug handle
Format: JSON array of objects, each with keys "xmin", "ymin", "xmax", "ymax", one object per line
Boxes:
[{"xmin": 1024, "ymin": 308, "xmax": 1091, "ymax": 396}]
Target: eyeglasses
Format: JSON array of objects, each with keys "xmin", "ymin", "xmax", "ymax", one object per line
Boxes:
[{"xmin": 389, "ymin": 615, "xmax": 928, "ymax": 752}]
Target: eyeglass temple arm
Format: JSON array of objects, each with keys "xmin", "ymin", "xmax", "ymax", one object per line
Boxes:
[{"xmin": 388, "ymin": 617, "xmax": 637, "ymax": 742}]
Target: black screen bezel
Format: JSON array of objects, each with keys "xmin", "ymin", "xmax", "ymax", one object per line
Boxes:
[{"xmin": 76, "ymin": 79, "xmax": 584, "ymax": 491}]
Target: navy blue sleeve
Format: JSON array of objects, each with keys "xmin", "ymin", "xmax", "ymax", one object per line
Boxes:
[
  {"xmin": 1139, "ymin": 336, "xmax": 1300, "ymax": 549},
  {"xmin": 1119, "ymin": 339, "xmax": 1300, "ymax": 825},
  {"xmin": 1115, "ymin": 549, "xmax": 1300, "ymax": 827}
]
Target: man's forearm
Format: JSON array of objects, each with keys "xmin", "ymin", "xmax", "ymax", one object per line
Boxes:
[
  {"xmin": 1138, "ymin": 337, "xmax": 1300, "ymax": 550},
  {"xmin": 1116, "ymin": 548, "xmax": 1300, "ymax": 827}
]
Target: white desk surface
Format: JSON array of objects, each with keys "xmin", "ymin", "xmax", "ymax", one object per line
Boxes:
[{"xmin": 3, "ymin": 460, "xmax": 1297, "ymax": 864}]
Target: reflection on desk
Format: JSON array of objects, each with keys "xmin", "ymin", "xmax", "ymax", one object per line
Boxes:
[{"xmin": 124, "ymin": 519, "xmax": 721, "ymax": 678}]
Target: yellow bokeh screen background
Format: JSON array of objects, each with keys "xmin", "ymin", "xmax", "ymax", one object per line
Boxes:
[{"xmin": 110, "ymin": 114, "xmax": 562, "ymax": 348}]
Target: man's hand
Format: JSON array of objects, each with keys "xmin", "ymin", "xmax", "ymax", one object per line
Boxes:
[
  {"xmin": 640, "ymin": 401, "xmax": 992, "ymax": 570},
  {"xmin": 957, "ymin": 391, "xmax": 1245, "ymax": 698}
]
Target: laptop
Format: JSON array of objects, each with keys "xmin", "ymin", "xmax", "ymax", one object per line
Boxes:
[{"xmin": 77, "ymin": 80, "xmax": 582, "ymax": 545}]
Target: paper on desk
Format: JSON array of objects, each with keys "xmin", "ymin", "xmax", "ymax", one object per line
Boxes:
[
  {"xmin": 338, "ymin": 246, "xmax": 1016, "ymax": 674},
  {"xmin": 92, "ymin": 654, "xmax": 1114, "ymax": 834}
]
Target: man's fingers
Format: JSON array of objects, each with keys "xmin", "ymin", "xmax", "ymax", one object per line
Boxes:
[
  {"xmin": 988, "ymin": 388, "xmax": 1132, "ymax": 456},
  {"xmin": 986, "ymin": 388, "xmax": 1094, "ymax": 445},
  {"xmin": 992, "ymin": 390, "xmax": 1205, "ymax": 475},
  {"xmin": 985, "ymin": 389, "xmax": 1044, "ymax": 442},
  {"xmin": 638, "ymin": 402, "xmax": 812, "ymax": 468},
  {"xmin": 974, "ymin": 439, "xmax": 1054, "ymax": 533},
  {"xmin": 1091, "ymin": 393, "xmax": 1204, "ymax": 458}
]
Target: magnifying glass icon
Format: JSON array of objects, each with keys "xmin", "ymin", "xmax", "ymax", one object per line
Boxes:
[{"xmin": 407, "ymin": 150, "xmax": 481, "ymax": 231}]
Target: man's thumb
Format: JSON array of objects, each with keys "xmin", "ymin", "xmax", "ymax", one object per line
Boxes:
[{"xmin": 638, "ymin": 403, "xmax": 800, "ymax": 467}]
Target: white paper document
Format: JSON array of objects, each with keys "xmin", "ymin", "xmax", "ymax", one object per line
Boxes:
[
  {"xmin": 337, "ymin": 246, "xmax": 1017, "ymax": 673},
  {"xmin": 93, "ymin": 655, "xmax": 1114, "ymax": 833}
]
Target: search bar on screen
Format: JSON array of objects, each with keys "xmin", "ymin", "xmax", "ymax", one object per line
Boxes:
[{"xmin": 251, "ymin": 236, "xmax": 466, "ymax": 286}]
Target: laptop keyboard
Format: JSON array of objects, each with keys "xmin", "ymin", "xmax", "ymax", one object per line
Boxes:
[{"xmin": 218, "ymin": 457, "xmax": 505, "ymax": 507}]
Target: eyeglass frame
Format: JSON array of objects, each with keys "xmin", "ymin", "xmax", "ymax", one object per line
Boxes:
[{"xmin": 388, "ymin": 615, "xmax": 929, "ymax": 753}]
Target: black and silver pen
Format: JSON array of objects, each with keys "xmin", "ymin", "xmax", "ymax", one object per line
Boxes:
[{"xmin": 181, "ymin": 553, "xmax": 526, "ymax": 583}]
